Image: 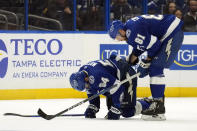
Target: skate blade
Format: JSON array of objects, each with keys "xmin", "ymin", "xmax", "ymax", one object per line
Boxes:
[{"xmin": 141, "ymin": 114, "xmax": 166, "ymax": 121}]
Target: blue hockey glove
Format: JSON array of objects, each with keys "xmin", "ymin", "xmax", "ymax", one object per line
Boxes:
[
  {"xmin": 137, "ymin": 59, "xmax": 151, "ymax": 78},
  {"xmin": 105, "ymin": 106, "xmax": 122, "ymax": 120},
  {"xmin": 84, "ymin": 104, "xmax": 99, "ymax": 118}
]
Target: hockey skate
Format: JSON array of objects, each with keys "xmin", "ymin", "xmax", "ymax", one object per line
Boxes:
[{"xmin": 141, "ymin": 97, "xmax": 166, "ymax": 121}]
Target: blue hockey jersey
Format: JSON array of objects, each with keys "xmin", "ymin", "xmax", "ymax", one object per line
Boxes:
[
  {"xmin": 123, "ymin": 14, "xmax": 183, "ymax": 58},
  {"xmin": 78, "ymin": 58, "xmax": 125, "ymax": 109}
]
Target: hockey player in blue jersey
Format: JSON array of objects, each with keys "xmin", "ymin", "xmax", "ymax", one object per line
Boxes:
[
  {"xmin": 69, "ymin": 55, "xmax": 150, "ymax": 120},
  {"xmin": 109, "ymin": 14, "xmax": 184, "ymax": 120}
]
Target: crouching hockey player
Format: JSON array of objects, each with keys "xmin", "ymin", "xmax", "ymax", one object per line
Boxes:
[
  {"xmin": 69, "ymin": 55, "xmax": 150, "ymax": 120},
  {"xmin": 109, "ymin": 14, "xmax": 184, "ymax": 120}
]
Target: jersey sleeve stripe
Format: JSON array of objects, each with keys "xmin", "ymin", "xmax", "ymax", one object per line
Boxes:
[
  {"xmin": 160, "ymin": 17, "xmax": 181, "ymax": 42},
  {"xmin": 109, "ymin": 79, "xmax": 121, "ymax": 94},
  {"xmin": 147, "ymin": 35, "xmax": 157, "ymax": 49}
]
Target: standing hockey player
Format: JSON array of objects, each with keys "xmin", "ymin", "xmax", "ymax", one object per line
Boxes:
[
  {"xmin": 109, "ymin": 14, "xmax": 184, "ymax": 120},
  {"xmin": 69, "ymin": 55, "xmax": 150, "ymax": 120}
]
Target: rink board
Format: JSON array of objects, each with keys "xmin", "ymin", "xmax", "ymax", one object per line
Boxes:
[
  {"xmin": 0, "ymin": 32, "xmax": 197, "ymax": 99},
  {"xmin": 0, "ymin": 87, "xmax": 197, "ymax": 100}
]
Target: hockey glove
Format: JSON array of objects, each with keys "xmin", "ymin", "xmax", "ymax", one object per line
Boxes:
[
  {"xmin": 105, "ymin": 106, "xmax": 122, "ymax": 120},
  {"xmin": 84, "ymin": 104, "xmax": 99, "ymax": 118},
  {"xmin": 137, "ymin": 59, "xmax": 151, "ymax": 78}
]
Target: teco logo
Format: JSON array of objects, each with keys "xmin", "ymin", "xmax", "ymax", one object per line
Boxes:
[{"xmin": 0, "ymin": 39, "xmax": 8, "ymax": 78}]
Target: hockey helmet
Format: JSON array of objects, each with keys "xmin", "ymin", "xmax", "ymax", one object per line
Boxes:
[
  {"xmin": 108, "ymin": 20, "xmax": 124, "ymax": 39},
  {"xmin": 69, "ymin": 71, "xmax": 87, "ymax": 91}
]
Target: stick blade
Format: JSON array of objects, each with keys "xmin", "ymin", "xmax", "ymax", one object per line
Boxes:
[
  {"xmin": 37, "ymin": 108, "xmax": 54, "ymax": 120},
  {"xmin": 4, "ymin": 113, "xmax": 39, "ymax": 117},
  {"xmin": 4, "ymin": 113, "xmax": 20, "ymax": 116}
]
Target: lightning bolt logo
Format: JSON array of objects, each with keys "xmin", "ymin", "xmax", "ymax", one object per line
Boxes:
[{"xmin": 165, "ymin": 38, "xmax": 172, "ymax": 61}]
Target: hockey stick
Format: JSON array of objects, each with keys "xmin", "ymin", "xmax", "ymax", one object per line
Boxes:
[
  {"xmin": 4, "ymin": 113, "xmax": 84, "ymax": 117},
  {"xmin": 38, "ymin": 72, "xmax": 140, "ymax": 120}
]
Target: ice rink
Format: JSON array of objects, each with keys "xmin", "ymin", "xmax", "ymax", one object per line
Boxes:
[{"xmin": 0, "ymin": 98, "xmax": 197, "ymax": 131}]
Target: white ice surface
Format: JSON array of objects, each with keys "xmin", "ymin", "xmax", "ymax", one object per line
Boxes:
[{"xmin": 0, "ymin": 98, "xmax": 197, "ymax": 131}]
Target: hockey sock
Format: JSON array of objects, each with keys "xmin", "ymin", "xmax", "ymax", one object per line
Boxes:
[
  {"xmin": 149, "ymin": 65, "xmax": 165, "ymax": 98},
  {"xmin": 150, "ymin": 84, "xmax": 165, "ymax": 98}
]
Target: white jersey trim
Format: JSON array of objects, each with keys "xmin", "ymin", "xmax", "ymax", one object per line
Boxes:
[
  {"xmin": 147, "ymin": 35, "xmax": 157, "ymax": 49},
  {"xmin": 150, "ymin": 76, "xmax": 165, "ymax": 85},
  {"xmin": 160, "ymin": 17, "xmax": 181, "ymax": 42},
  {"xmin": 109, "ymin": 79, "xmax": 120, "ymax": 94}
]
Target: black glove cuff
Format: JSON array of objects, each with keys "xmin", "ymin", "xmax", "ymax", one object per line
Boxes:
[
  {"xmin": 110, "ymin": 106, "xmax": 122, "ymax": 115},
  {"xmin": 88, "ymin": 104, "xmax": 99, "ymax": 113}
]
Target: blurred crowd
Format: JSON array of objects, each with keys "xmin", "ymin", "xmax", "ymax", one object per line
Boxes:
[
  {"xmin": 28, "ymin": 0, "xmax": 105, "ymax": 30},
  {"xmin": 110, "ymin": 0, "xmax": 197, "ymax": 32},
  {"xmin": 0, "ymin": 0, "xmax": 196, "ymax": 31},
  {"xmin": 147, "ymin": 0, "xmax": 197, "ymax": 32}
]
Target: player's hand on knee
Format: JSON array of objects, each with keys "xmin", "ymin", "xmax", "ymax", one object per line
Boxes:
[
  {"xmin": 137, "ymin": 59, "xmax": 151, "ymax": 78},
  {"xmin": 105, "ymin": 106, "xmax": 121, "ymax": 120},
  {"xmin": 84, "ymin": 104, "xmax": 99, "ymax": 118}
]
